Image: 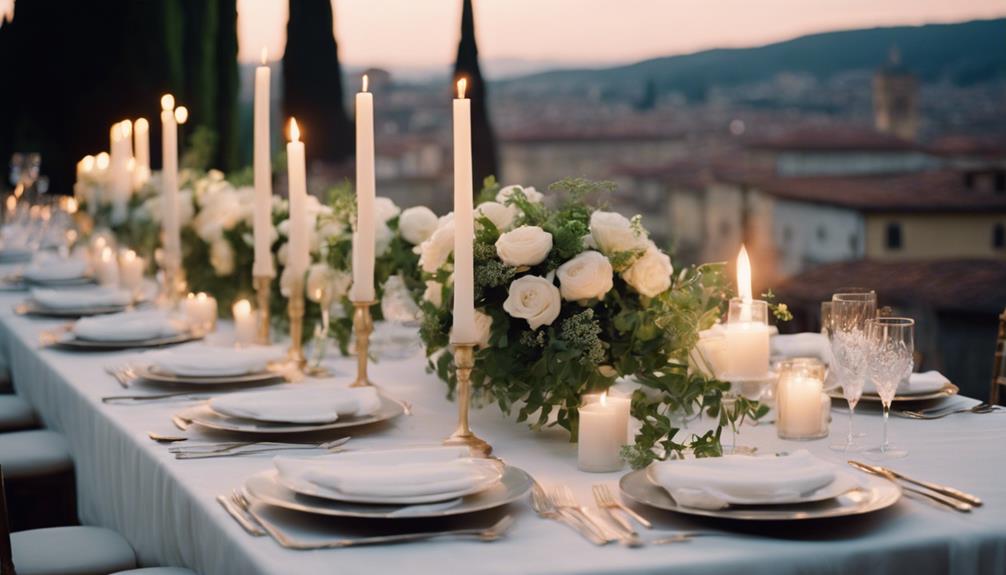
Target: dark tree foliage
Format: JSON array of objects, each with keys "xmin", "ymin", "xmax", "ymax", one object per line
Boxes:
[
  {"xmin": 453, "ymin": 0, "xmax": 499, "ymax": 192},
  {"xmin": 282, "ymin": 0, "xmax": 353, "ymax": 165}
]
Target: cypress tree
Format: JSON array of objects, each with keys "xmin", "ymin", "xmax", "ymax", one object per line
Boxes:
[
  {"xmin": 453, "ymin": 0, "xmax": 499, "ymax": 191},
  {"xmin": 282, "ymin": 0, "xmax": 353, "ymax": 165}
]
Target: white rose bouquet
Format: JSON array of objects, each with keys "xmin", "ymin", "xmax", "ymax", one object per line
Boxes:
[{"xmin": 419, "ymin": 178, "xmax": 766, "ymax": 465}]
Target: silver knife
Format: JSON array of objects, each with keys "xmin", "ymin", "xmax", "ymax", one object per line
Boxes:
[{"xmin": 849, "ymin": 461, "xmax": 982, "ymax": 507}]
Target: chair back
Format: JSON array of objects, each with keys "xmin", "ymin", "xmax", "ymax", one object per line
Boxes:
[
  {"xmin": 0, "ymin": 467, "xmax": 15, "ymax": 575},
  {"xmin": 992, "ymin": 308, "xmax": 1006, "ymax": 406}
]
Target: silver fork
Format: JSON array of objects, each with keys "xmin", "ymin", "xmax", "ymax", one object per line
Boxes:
[
  {"xmin": 593, "ymin": 484, "xmax": 652, "ymax": 530},
  {"xmin": 231, "ymin": 491, "xmax": 513, "ymax": 549},
  {"xmin": 529, "ymin": 481, "xmax": 606, "ymax": 545},
  {"xmin": 173, "ymin": 437, "xmax": 351, "ymax": 459},
  {"xmin": 104, "ymin": 364, "xmax": 136, "ymax": 388},
  {"xmin": 551, "ymin": 486, "xmax": 622, "ymax": 545},
  {"xmin": 899, "ymin": 403, "xmax": 1002, "ymax": 420}
]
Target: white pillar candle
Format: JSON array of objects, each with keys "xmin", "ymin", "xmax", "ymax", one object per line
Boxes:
[
  {"xmin": 232, "ymin": 299, "xmax": 257, "ymax": 346},
  {"xmin": 578, "ymin": 393, "xmax": 625, "ymax": 472},
  {"xmin": 95, "ymin": 247, "xmax": 120, "ymax": 287},
  {"xmin": 109, "ymin": 121, "xmax": 132, "ymax": 223},
  {"xmin": 583, "ymin": 392, "xmax": 631, "ymax": 444},
  {"xmin": 118, "ymin": 249, "xmax": 144, "ymax": 293},
  {"xmin": 133, "ymin": 118, "xmax": 150, "ymax": 187},
  {"xmin": 723, "ymin": 245, "xmax": 770, "ymax": 379},
  {"xmin": 285, "ymin": 118, "xmax": 309, "ymax": 282},
  {"xmin": 350, "ymin": 75, "xmax": 376, "ymax": 302},
  {"xmin": 160, "ymin": 95, "xmax": 181, "ymax": 271},
  {"xmin": 252, "ymin": 49, "xmax": 275, "ymax": 278},
  {"xmin": 777, "ymin": 376, "xmax": 827, "ymax": 439},
  {"xmin": 451, "ymin": 78, "xmax": 476, "ymax": 343},
  {"xmin": 183, "ymin": 292, "xmax": 217, "ymax": 333}
]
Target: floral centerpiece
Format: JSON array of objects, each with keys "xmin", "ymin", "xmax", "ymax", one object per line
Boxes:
[{"xmin": 418, "ymin": 178, "xmax": 766, "ymax": 466}]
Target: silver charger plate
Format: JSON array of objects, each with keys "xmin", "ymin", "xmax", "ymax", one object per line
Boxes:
[
  {"xmin": 829, "ymin": 382, "xmax": 959, "ymax": 403},
  {"xmin": 16, "ymin": 300, "xmax": 128, "ymax": 318},
  {"xmin": 178, "ymin": 395, "xmax": 404, "ymax": 434},
  {"xmin": 244, "ymin": 464, "xmax": 532, "ymax": 519},
  {"xmin": 23, "ymin": 276, "xmax": 95, "ymax": 287},
  {"xmin": 619, "ymin": 468, "xmax": 901, "ymax": 521},
  {"xmin": 53, "ymin": 331, "xmax": 201, "ymax": 350},
  {"xmin": 132, "ymin": 364, "xmax": 285, "ymax": 386}
]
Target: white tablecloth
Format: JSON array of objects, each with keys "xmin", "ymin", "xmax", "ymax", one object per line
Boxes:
[{"xmin": 1, "ymin": 291, "xmax": 1005, "ymax": 575}]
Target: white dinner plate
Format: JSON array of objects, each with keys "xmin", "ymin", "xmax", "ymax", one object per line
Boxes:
[
  {"xmin": 52, "ymin": 331, "xmax": 201, "ymax": 351},
  {"xmin": 132, "ymin": 364, "xmax": 285, "ymax": 386},
  {"xmin": 620, "ymin": 468, "xmax": 900, "ymax": 521},
  {"xmin": 645, "ymin": 465, "xmax": 862, "ymax": 507},
  {"xmin": 16, "ymin": 300, "xmax": 129, "ymax": 318},
  {"xmin": 274, "ymin": 457, "xmax": 505, "ymax": 505},
  {"xmin": 829, "ymin": 382, "xmax": 959, "ymax": 403},
  {"xmin": 243, "ymin": 464, "xmax": 532, "ymax": 520},
  {"xmin": 178, "ymin": 395, "xmax": 404, "ymax": 435}
]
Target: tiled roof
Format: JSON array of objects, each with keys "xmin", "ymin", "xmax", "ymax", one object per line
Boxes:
[
  {"xmin": 773, "ymin": 259, "xmax": 1006, "ymax": 314},
  {"xmin": 745, "ymin": 127, "xmax": 919, "ymax": 152},
  {"xmin": 718, "ymin": 170, "xmax": 1006, "ymax": 213}
]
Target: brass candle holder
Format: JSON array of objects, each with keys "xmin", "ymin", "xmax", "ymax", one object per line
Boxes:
[
  {"xmin": 350, "ymin": 300, "xmax": 376, "ymax": 387},
  {"xmin": 161, "ymin": 259, "xmax": 186, "ymax": 308},
  {"xmin": 443, "ymin": 343, "xmax": 492, "ymax": 457},
  {"xmin": 253, "ymin": 275, "xmax": 272, "ymax": 345},
  {"xmin": 287, "ymin": 274, "xmax": 306, "ymax": 367}
]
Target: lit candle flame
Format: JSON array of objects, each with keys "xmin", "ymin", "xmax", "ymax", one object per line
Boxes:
[
  {"xmin": 134, "ymin": 118, "xmax": 148, "ymax": 133},
  {"xmin": 737, "ymin": 244, "xmax": 752, "ymax": 303},
  {"xmin": 260, "ymin": 46, "xmax": 268, "ymax": 66},
  {"xmin": 174, "ymin": 106, "xmax": 188, "ymax": 124},
  {"xmin": 120, "ymin": 119, "xmax": 132, "ymax": 138},
  {"xmin": 64, "ymin": 197, "xmax": 79, "ymax": 214},
  {"xmin": 81, "ymin": 155, "xmax": 95, "ymax": 172},
  {"xmin": 101, "ymin": 246, "xmax": 113, "ymax": 262},
  {"xmin": 122, "ymin": 249, "xmax": 136, "ymax": 262},
  {"xmin": 160, "ymin": 94, "xmax": 175, "ymax": 111},
  {"xmin": 234, "ymin": 299, "xmax": 251, "ymax": 315},
  {"xmin": 96, "ymin": 152, "xmax": 110, "ymax": 170},
  {"xmin": 456, "ymin": 78, "xmax": 467, "ymax": 99},
  {"xmin": 289, "ymin": 118, "xmax": 300, "ymax": 142},
  {"xmin": 362, "ymin": 74, "xmax": 369, "ymax": 93}
]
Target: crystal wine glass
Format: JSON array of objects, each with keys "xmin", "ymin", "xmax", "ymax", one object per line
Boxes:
[
  {"xmin": 828, "ymin": 290, "xmax": 876, "ymax": 452},
  {"xmin": 865, "ymin": 317, "xmax": 914, "ymax": 459}
]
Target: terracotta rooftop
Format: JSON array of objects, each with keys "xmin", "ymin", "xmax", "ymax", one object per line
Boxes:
[
  {"xmin": 745, "ymin": 127, "xmax": 919, "ymax": 152},
  {"xmin": 500, "ymin": 127, "xmax": 683, "ymax": 144},
  {"xmin": 774, "ymin": 259, "xmax": 1006, "ymax": 314},
  {"xmin": 718, "ymin": 170, "xmax": 1006, "ymax": 213}
]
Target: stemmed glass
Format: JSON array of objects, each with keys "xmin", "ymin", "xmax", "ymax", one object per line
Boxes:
[
  {"xmin": 828, "ymin": 290, "xmax": 877, "ymax": 452},
  {"xmin": 865, "ymin": 317, "xmax": 914, "ymax": 459}
]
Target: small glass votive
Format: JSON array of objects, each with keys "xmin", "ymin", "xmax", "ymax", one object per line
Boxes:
[
  {"xmin": 578, "ymin": 392, "xmax": 628, "ymax": 473},
  {"xmin": 723, "ymin": 298, "xmax": 771, "ymax": 380},
  {"xmin": 727, "ymin": 297, "xmax": 769, "ymax": 324},
  {"xmin": 776, "ymin": 359, "xmax": 829, "ymax": 440}
]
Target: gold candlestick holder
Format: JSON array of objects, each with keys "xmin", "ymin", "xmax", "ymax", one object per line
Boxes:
[
  {"xmin": 350, "ymin": 300, "xmax": 377, "ymax": 387},
  {"xmin": 287, "ymin": 274, "xmax": 306, "ymax": 367},
  {"xmin": 253, "ymin": 275, "xmax": 272, "ymax": 345},
  {"xmin": 443, "ymin": 343, "xmax": 492, "ymax": 457},
  {"xmin": 161, "ymin": 261, "xmax": 186, "ymax": 309}
]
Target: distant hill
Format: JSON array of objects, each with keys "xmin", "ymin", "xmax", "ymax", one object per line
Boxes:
[{"xmin": 503, "ymin": 18, "xmax": 1006, "ymax": 99}]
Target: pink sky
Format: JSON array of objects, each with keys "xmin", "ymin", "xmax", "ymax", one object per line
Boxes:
[{"xmin": 238, "ymin": 0, "xmax": 1005, "ymax": 68}]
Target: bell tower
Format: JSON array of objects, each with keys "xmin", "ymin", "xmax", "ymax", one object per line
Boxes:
[{"xmin": 873, "ymin": 46, "xmax": 919, "ymax": 141}]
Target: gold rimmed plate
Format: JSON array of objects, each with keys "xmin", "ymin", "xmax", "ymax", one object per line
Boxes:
[
  {"xmin": 177, "ymin": 395, "xmax": 404, "ymax": 435},
  {"xmin": 16, "ymin": 300, "xmax": 129, "ymax": 318},
  {"xmin": 52, "ymin": 331, "xmax": 202, "ymax": 351},
  {"xmin": 243, "ymin": 465, "xmax": 532, "ymax": 520},
  {"xmin": 829, "ymin": 382, "xmax": 959, "ymax": 404},
  {"xmin": 131, "ymin": 364, "xmax": 285, "ymax": 386},
  {"xmin": 619, "ymin": 467, "xmax": 901, "ymax": 521}
]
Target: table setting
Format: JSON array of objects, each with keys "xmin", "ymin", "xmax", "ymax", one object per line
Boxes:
[{"xmin": 0, "ymin": 68, "xmax": 1003, "ymax": 575}]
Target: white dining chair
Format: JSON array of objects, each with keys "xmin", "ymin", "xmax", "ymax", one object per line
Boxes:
[{"xmin": 0, "ymin": 396, "xmax": 35, "ymax": 433}]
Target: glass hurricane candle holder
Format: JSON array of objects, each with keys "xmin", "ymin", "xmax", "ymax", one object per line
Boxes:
[
  {"xmin": 776, "ymin": 359, "xmax": 830, "ymax": 440},
  {"xmin": 723, "ymin": 298, "xmax": 771, "ymax": 380}
]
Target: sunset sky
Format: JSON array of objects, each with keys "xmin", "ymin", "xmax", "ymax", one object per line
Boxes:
[{"xmin": 238, "ymin": 0, "xmax": 1005, "ymax": 73}]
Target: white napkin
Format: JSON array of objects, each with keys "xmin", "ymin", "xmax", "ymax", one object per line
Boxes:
[
  {"xmin": 73, "ymin": 310, "xmax": 186, "ymax": 342},
  {"xmin": 771, "ymin": 332, "xmax": 834, "ymax": 365},
  {"xmin": 145, "ymin": 345, "xmax": 283, "ymax": 377},
  {"xmin": 210, "ymin": 385, "xmax": 382, "ymax": 424},
  {"xmin": 650, "ymin": 450, "xmax": 836, "ymax": 510},
  {"xmin": 22, "ymin": 257, "xmax": 89, "ymax": 282},
  {"xmin": 274, "ymin": 446, "xmax": 498, "ymax": 499},
  {"xmin": 31, "ymin": 287, "xmax": 132, "ymax": 310},
  {"xmin": 864, "ymin": 370, "xmax": 949, "ymax": 395}
]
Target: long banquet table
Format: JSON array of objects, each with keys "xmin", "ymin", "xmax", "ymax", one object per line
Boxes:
[{"xmin": 2, "ymin": 290, "xmax": 1006, "ymax": 575}]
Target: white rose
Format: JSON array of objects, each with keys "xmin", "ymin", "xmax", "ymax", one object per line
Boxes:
[
  {"xmin": 621, "ymin": 242, "xmax": 673, "ymax": 297},
  {"xmin": 276, "ymin": 242, "xmax": 288, "ymax": 266},
  {"xmin": 451, "ymin": 310, "xmax": 493, "ymax": 348},
  {"xmin": 209, "ymin": 238, "xmax": 235, "ymax": 276},
  {"xmin": 374, "ymin": 197, "xmax": 400, "ymax": 223},
  {"xmin": 503, "ymin": 275, "xmax": 561, "ymax": 330},
  {"xmin": 416, "ymin": 219, "xmax": 454, "ymax": 273},
  {"xmin": 495, "ymin": 226, "xmax": 552, "ymax": 267},
  {"xmin": 556, "ymin": 250, "xmax": 614, "ymax": 302},
  {"xmin": 375, "ymin": 220, "xmax": 393, "ymax": 256},
  {"xmin": 306, "ymin": 263, "xmax": 336, "ymax": 302},
  {"xmin": 317, "ymin": 220, "xmax": 346, "ymax": 242},
  {"xmin": 399, "ymin": 206, "xmax": 438, "ymax": 244},
  {"xmin": 590, "ymin": 211, "xmax": 648, "ymax": 254},
  {"xmin": 423, "ymin": 280, "xmax": 444, "ymax": 308},
  {"xmin": 496, "ymin": 184, "xmax": 543, "ymax": 205},
  {"xmin": 476, "ymin": 201, "xmax": 516, "ymax": 231}
]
